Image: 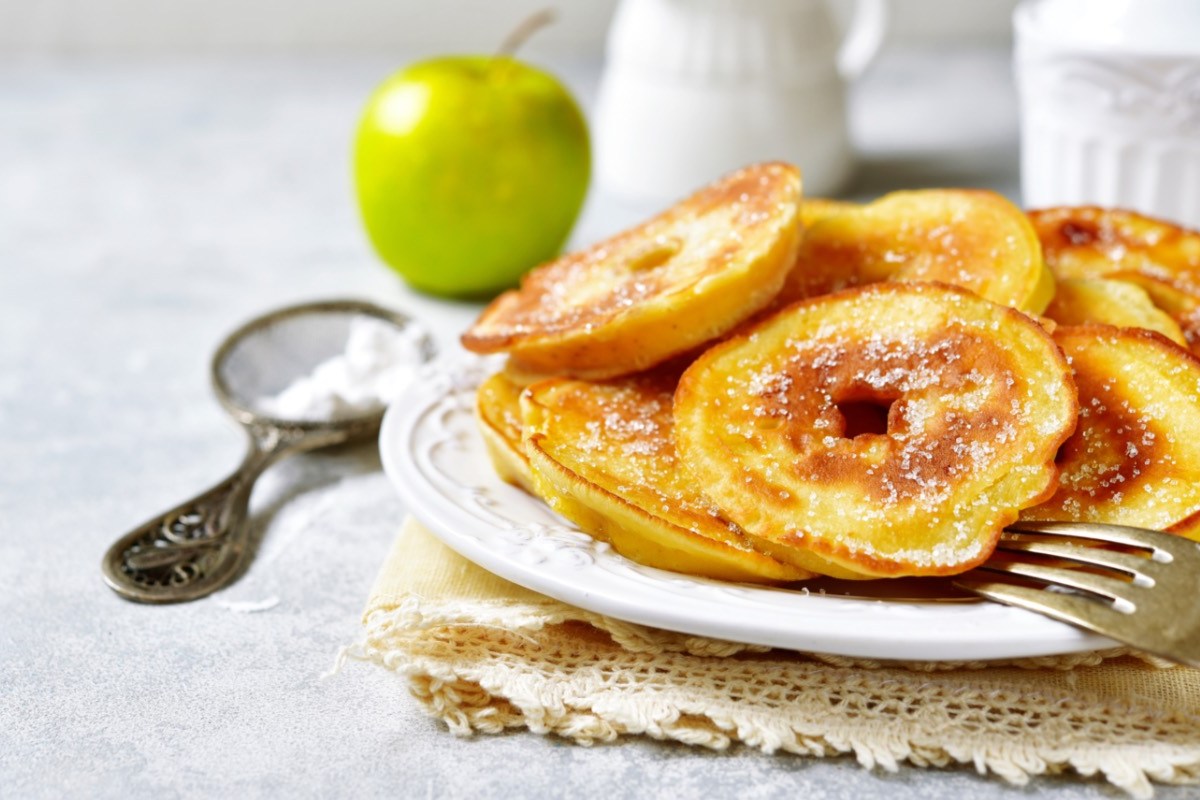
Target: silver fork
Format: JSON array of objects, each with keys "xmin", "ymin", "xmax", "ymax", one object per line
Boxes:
[{"xmin": 953, "ymin": 521, "xmax": 1200, "ymax": 668}]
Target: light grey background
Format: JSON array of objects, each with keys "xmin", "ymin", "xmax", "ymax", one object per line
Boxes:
[{"xmin": 1, "ymin": 0, "xmax": 1021, "ymax": 54}]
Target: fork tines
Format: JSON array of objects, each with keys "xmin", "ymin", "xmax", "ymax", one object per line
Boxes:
[{"xmin": 953, "ymin": 521, "xmax": 1200, "ymax": 668}]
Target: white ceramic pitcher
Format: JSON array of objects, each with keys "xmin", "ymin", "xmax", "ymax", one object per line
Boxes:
[{"xmin": 593, "ymin": 0, "xmax": 887, "ymax": 202}]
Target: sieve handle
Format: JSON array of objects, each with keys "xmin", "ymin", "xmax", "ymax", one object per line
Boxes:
[{"xmin": 101, "ymin": 423, "xmax": 350, "ymax": 604}]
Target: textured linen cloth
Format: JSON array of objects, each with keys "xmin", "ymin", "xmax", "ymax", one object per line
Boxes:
[{"xmin": 355, "ymin": 518, "xmax": 1200, "ymax": 798}]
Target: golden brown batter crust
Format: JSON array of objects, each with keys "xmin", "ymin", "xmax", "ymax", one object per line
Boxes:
[
  {"xmin": 1022, "ymin": 325, "xmax": 1200, "ymax": 539},
  {"xmin": 522, "ymin": 368, "xmax": 810, "ymax": 582},
  {"xmin": 674, "ymin": 282, "xmax": 1078, "ymax": 578},
  {"xmin": 778, "ymin": 189, "xmax": 1052, "ymax": 314},
  {"xmin": 462, "ymin": 163, "xmax": 803, "ymax": 379},
  {"xmin": 1031, "ymin": 206, "xmax": 1200, "ymax": 352}
]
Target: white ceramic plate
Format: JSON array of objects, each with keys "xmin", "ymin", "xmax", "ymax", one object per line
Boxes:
[{"xmin": 380, "ymin": 357, "xmax": 1115, "ymax": 661}]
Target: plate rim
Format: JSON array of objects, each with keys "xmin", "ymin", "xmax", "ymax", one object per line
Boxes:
[{"xmin": 379, "ymin": 357, "xmax": 1115, "ymax": 662}]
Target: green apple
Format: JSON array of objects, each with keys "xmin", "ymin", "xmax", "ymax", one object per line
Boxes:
[{"xmin": 353, "ymin": 52, "xmax": 590, "ymax": 298}]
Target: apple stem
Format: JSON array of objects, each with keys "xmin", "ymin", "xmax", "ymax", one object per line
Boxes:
[{"xmin": 496, "ymin": 8, "xmax": 557, "ymax": 59}]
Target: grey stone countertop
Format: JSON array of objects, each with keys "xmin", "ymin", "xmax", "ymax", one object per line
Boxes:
[{"xmin": 2, "ymin": 48, "xmax": 1185, "ymax": 799}]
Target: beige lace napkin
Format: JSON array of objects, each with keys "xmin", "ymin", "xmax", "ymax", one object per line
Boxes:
[{"xmin": 355, "ymin": 518, "xmax": 1200, "ymax": 798}]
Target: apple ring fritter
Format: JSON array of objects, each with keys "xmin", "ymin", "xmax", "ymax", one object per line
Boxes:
[
  {"xmin": 778, "ymin": 189, "xmax": 1054, "ymax": 314},
  {"xmin": 475, "ymin": 371, "xmax": 535, "ymax": 493},
  {"xmin": 800, "ymin": 197, "xmax": 858, "ymax": 228},
  {"xmin": 674, "ymin": 282, "xmax": 1077, "ymax": 579},
  {"xmin": 1022, "ymin": 325, "xmax": 1200, "ymax": 540},
  {"xmin": 521, "ymin": 370, "xmax": 811, "ymax": 583},
  {"xmin": 462, "ymin": 162, "xmax": 803, "ymax": 380},
  {"xmin": 1043, "ymin": 277, "xmax": 1187, "ymax": 345},
  {"xmin": 1031, "ymin": 206, "xmax": 1200, "ymax": 353}
]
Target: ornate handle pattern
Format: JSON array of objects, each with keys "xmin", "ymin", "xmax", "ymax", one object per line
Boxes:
[
  {"xmin": 102, "ymin": 423, "xmax": 355, "ymax": 603},
  {"xmin": 102, "ymin": 470, "xmax": 254, "ymax": 603}
]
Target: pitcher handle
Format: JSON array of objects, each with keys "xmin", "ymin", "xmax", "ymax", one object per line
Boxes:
[{"xmin": 838, "ymin": 0, "xmax": 888, "ymax": 82}]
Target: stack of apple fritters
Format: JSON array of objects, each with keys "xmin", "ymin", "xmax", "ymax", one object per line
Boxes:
[{"xmin": 463, "ymin": 163, "xmax": 1200, "ymax": 583}]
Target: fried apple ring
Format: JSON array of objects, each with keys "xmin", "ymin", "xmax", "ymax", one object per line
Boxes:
[
  {"xmin": 1044, "ymin": 277, "xmax": 1187, "ymax": 345},
  {"xmin": 476, "ymin": 371, "xmax": 535, "ymax": 493},
  {"xmin": 1031, "ymin": 206, "xmax": 1200, "ymax": 352},
  {"xmin": 674, "ymin": 282, "xmax": 1078, "ymax": 579},
  {"xmin": 800, "ymin": 197, "xmax": 858, "ymax": 228},
  {"xmin": 462, "ymin": 162, "xmax": 803, "ymax": 380},
  {"xmin": 1022, "ymin": 326, "xmax": 1200, "ymax": 540},
  {"xmin": 778, "ymin": 189, "xmax": 1054, "ymax": 313},
  {"xmin": 521, "ymin": 371, "xmax": 811, "ymax": 583}
]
